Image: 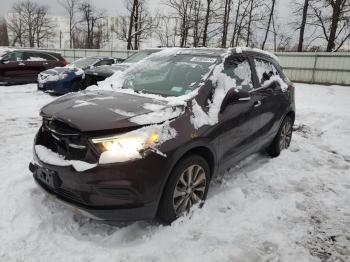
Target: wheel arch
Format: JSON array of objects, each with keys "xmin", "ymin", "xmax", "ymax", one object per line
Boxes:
[
  {"xmin": 155, "ymin": 140, "xmax": 218, "ymax": 213},
  {"xmin": 285, "ymin": 110, "xmax": 295, "ymax": 123}
]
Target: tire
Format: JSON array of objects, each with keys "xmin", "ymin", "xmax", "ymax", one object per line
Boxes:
[
  {"xmin": 157, "ymin": 155, "xmax": 211, "ymax": 224},
  {"xmin": 267, "ymin": 116, "xmax": 293, "ymax": 157},
  {"xmin": 70, "ymin": 81, "xmax": 82, "ymax": 92}
]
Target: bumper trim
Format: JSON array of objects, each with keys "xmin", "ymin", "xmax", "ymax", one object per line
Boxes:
[{"xmin": 31, "ymin": 164, "xmax": 158, "ymax": 221}]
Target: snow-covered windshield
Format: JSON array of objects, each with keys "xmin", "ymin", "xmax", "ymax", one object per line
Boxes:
[
  {"xmin": 121, "ymin": 54, "xmax": 217, "ymax": 97},
  {"xmin": 70, "ymin": 57, "xmax": 100, "ymax": 69}
]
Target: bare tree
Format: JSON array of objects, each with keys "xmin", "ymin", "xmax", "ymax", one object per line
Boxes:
[
  {"xmin": 221, "ymin": 0, "xmax": 232, "ymax": 47},
  {"xmin": 310, "ymin": 0, "xmax": 350, "ymax": 51},
  {"xmin": 202, "ymin": 0, "xmax": 214, "ymax": 46},
  {"xmin": 296, "ymin": 0, "xmax": 310, "ymax": 51},
  {"xmin": 261, "ymin": 0, "xmax": 276, "ymax": 50},
  {"xmin": 78, "ymin": 1, "xmax": 106, "ymax": 49},
  {"xmin": 0, "ymin": 18, "xmax": 9, "ymax": 46},
  {"xmin": 166, "ymin": 0, "xmax": 195, "ymax": 47},
  {"xmin": 57, "ymin": 0, "xmax": 79, "ymax": 48},
  {"xmin": 113, "ymin": 0, "xmax": 154, "ymax": 49},
  {"xmin": 7, "ymin": 0, "xmax": 55, "ymax": 47},
  {"xmin": 33, "ymin": 6, "xmax": 56, "ymax": 47}
]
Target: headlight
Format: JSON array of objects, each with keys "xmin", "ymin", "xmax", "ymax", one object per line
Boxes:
[{"xmin": 91, "ymin": 131, "xmax": 160, "ymax": 164}]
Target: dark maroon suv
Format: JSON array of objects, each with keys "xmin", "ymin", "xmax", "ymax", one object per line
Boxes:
[
  {"xmin": 29, "ymin": 48, "xmax": 295, "ymax": 223},
  {"xmin": 0, "ymin": 49, "xmax": 67, "ymax": 84}
]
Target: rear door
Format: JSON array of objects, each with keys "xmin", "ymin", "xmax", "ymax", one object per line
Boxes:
[
  {"xmin": 22, "ymin": 52, "xmax": 49, "ymax": 82},
  {"xmin": 217, "ymin": 55, "xmax": 263, "ymax": 169},
  {"xmin": 251, "ymin": 56, "xmax": 290, "ymax": 145}
]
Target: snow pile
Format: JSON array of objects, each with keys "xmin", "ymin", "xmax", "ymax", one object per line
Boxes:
[
  {"xmin": 74, "ymin": 68, "xmax": 84, "ymax": 76},
  {"xmin": 0, "ymin": 47, "xmax": 12, "ymax": 57},
  {"xmin": 72, "ymin": 100, "xmax": 97, "ymax": 108},
  {"xmin": 27, "ymin": 57, "xmax": 46, "ymax": 62},
  {"xmin": 235, "ymin": 46, "xmax": 280, "ymax": 62},
  {"xmin": 98, "ymin": 121, "xmax": 177, "ymax": 164},
  {"xmin": 130, "ymin": 106, "xmax": 183, "ymax": 125},
  {"xmin": 35, "ymin": 145, "xmax": 97, "ymax": 172},
  {"xmin": 0, "ymin": 83, "xmax": 350, "ymax": 261},
  {"xmin": 38, "ymin": 71, "xmax": 61, "ymax": 83},
  {"xmin": 191, "ymin": 66, "xmax": 234, "ymax": 129},
  {"xmin": 111, "ymin": 108, "xmax": 136, "ymax": 117}
]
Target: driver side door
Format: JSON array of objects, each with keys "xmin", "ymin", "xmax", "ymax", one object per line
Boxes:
[
  {"xmin": 217, "ymin": 55, "xmax": 263, "ymax": 170},
  {"xmin": 0, "ymin": 51, "xmax": 28, "ymax": 83}
]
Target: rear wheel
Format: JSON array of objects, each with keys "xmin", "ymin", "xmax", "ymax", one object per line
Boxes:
[
  {"xmin": 70, "ymin": 81, "xmax": 82, "ymax": 92},
  {"xmin": 157, "ymin": 155, "xmax": 210, "ymax": 224},
  {"xmin": 267, "ymin": 116, "xmax": 293, "ymax": 157}
]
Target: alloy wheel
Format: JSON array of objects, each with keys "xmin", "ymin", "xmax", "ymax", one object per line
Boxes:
[
  {"xmin": 172, "ymin": 164, "xmax": 207, "ymax": 216},
  {"xmin": 279, "ymin": 119, "xmax": 292, "ymax": 150}
]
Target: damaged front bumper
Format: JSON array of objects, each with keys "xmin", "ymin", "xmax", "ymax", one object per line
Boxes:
[{"xmin": 29, "ymin": 144, "xmax": 171, "ymax": 221}]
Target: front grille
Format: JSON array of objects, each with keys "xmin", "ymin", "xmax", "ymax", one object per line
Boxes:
[
  {"xmin": 37, "ymin": 118, "xmax": 96, "ymax": 163},
  {"xmin": 35, "ymin": 176, "xmax": 86, "ymax": 205}
]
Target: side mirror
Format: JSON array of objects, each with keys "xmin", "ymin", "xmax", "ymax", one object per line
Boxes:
[{"xmin": 220, "ymin": 88, "xmax": 251, "ymax": 113}]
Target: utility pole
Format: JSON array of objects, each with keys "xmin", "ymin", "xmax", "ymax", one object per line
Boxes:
[{"xmin": 59, "ymin": 31, "xmax": 62, "ymax": 48}]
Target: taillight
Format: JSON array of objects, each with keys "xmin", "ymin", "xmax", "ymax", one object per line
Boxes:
[{"xmin": 63, "ymin": 60, "xmax": 69, "ymax": 66}]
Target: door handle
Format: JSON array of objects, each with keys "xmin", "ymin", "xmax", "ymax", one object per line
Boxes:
[
  {"xmin": 43, "ymin": 62, "xmax": 48, "ymax": 65},
  {"xmin": 254, "ymin": 101, "xmax": 262, "ymax": 108}
]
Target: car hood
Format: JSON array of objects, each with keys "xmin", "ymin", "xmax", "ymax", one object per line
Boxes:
[{"xmin": 40, "ymin": 91, "xmax": 168, "ymax": 132}]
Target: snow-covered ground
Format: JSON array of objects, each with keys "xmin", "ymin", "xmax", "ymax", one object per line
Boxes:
[{"xmin": 0, "ymin": 83, "xmax": 349, "ymax": 262}]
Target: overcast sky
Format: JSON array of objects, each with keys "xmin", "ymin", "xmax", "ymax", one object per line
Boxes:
[{"xmin": 1, "ymin": 0, "xmax": 293, "ymax": 18}]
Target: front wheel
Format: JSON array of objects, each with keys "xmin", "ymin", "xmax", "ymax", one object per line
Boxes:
[
  {"xmin": 157, "ymin": 155, "xmax": 210, "ymax": 224},
  {"xmin": 267, "ymin": 116, "xmax": 293, "ymax": 157}
]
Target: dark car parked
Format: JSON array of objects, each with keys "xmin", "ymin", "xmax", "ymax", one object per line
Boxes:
[
  {"xmin": 29, "ymin": 48, "xmax": 295, "ymax": 223},
  {"xmin": 37, "ymin": 56, "xmax": 117, "ymax": 94},
  {"xmin": 82, "ymin": 49, "xmax": 162, "ymax": 88},
  {"xmin": 0, "ymin": 49, "xmax": 67, "ymax": 84}
]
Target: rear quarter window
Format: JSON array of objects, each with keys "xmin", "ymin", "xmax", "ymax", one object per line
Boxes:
[{"xmin": 254, "ymin": 58, "xmax": 288, "ymax": 85}]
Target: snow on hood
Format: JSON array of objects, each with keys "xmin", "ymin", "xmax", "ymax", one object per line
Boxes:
[
  {"xmin": 35, "ymin": 145, "xmax": 97, "ymax": 172},
  {"xmin": 40, "ymin": 89, "xmax": 190, "ymax": 131},
  {"xmin": 38, "ymin": 67, "xmax": 84, "ymax": 83}
]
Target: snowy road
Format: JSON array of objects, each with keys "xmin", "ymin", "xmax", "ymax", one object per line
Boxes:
[{"xmin": 0, "ymin": 83, "xmax": 349, "ymax": 262}]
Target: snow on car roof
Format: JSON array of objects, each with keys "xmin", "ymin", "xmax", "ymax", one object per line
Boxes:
[{"xmin": 233, "ymin": 47, "xmax": 280, "ymax": 62}]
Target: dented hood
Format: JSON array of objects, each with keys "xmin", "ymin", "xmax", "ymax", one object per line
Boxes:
[{"xmin": 40, "ymin": 91, "xmax": 167, "ymax": 132}]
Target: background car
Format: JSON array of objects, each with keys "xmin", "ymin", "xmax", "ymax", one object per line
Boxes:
[
  {"xmin": 0, "ymin": 49, "xmax": 67, "ymax": 85},
  {"xmin": 82, "ymin": 49, "xmax": 162, "ymax": 88},
  {"xmin": 37, "ymin": 56, "xmax": 116, "ymax": 94}
]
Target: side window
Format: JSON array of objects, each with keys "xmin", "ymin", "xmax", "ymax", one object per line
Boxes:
[
  {"xmin": 254, "ymin": 58, "xmax": 279, "ymax": 85},
  {"xmin": 4, "ymin": 51, "xmax": 23, "ymax": 62},
  {"xmin": 23, "ymin": 52, "xmax": 51, "ymax": 61},
  {"xmin": 95, "ymin": 59, "xmax": 114, "ymax": 66},
  {"xmin": 223, "ymin": 56, "xmax": 253, "ymax": 92}
]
